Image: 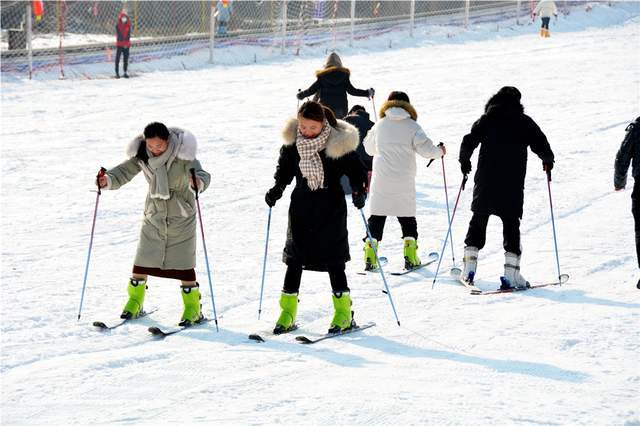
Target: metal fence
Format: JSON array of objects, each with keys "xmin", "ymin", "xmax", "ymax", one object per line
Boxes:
[{"xmin": 1, "ymin": 1, "xmax": 584, "ymax": 79}]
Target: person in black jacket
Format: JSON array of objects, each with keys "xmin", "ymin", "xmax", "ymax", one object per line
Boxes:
[
  {"xmin": 265, "ymin": 101, "xmax": 367, "ymax": 334},
  {"xmin": 614, "ymin": 117, "xmax": 640, "ymax": 289},
  {"xmin": 340, "ymin": 105, "xmax": 374, "ymax": 194},
  {"xmin": 297, "ymin": 52, "xmax": 374, "ymax": 119},
  {"xmin": 458, "ymin": 86, "xmax": 555, "ymax": 289}
]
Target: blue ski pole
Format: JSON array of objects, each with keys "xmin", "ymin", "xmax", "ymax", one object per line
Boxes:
[
  {"xmin": 77, "ymin": 167, "xmax": 106, "ymax": 321},
  {"xmin": 359, "ymin": 208, "xmax": 400, "ymax": 326},
  {"xmin": 546, "ymin": 169, "xmax": 563, "ymax": 284},
  {"xmin": 257, "ymin": 207, "xmax": 272, "ymax": 320},
  {"xmin": 432, "ymin": 174, "xmax": 468, "ymax": 289},
  {"xmin": 191, "ymin": 169, "xmax": 219, "ymax": 331}
]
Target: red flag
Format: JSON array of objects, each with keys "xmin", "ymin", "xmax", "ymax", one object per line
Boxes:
[{"xmin": 32, "ymin": 0, "xmax": 43, "ymax": 21}]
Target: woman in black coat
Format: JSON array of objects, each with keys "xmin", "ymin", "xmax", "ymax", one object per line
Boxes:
[
  {"xmin": 297, "ymin": 52, "xmax": 373, "ymax": 119},
  {"xmin": 265, "ymin": 101, "xmax": 367, "ymax": 334},
  {"xmin": 458, "ymin": 86, "xmax": 555, "ymax": 289}
]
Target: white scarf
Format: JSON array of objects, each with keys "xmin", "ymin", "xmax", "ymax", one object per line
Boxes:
[
  {"xmin": 296, "ymin": 122, "xmax": 331, "ymax": 191},
  {"xmin": 141, "ymin": 136, "xmax": 181, "ymax": 199}
]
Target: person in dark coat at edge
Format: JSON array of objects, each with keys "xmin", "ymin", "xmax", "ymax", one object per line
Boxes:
[
  {"xmin": 459, "ymin": 86, "xmax": 555, "ymax": 289},
  {"xmin": 297, "ymin": 52, "xmax": 374, "ymax": 119},
  {"xmin": 265, "ymin": 101, "xmax": 367, "ymax": 335},
  {"xmin": 115, "ymin": 9, "xmax": 132, "ymax": 79},
  {"xmin": 614, "ymin": 116, "xmax": 640, "ymax": 289},
  {"xmin": 340, "ymin": 104, "xmax": 375, "ymax": 194}
]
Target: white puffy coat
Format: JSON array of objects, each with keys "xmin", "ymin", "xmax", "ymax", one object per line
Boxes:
[
  {"xmin": 533, "ymin": 0, "xmax": 558, "ymax": 18},
  {"xmin": 364, "ymin": 102, "xmax": 444, "ymax": 217}
]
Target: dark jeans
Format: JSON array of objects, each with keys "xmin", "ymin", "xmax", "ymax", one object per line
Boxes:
[
  {"xmin": 115, "ymin": 47, "xmax": 129, "ymax": 75},
  {"xmin": 633, "ymin": 180, "xmax": 640, "ymax": 268},
  {"xmin": 282, "ymin": 263, "xmax": 349, "ymax": 294},
  {"xmin": 541, "ymin": 17, "xmax": 550, "ymax": 29},
  {"xmin": 366, "ymin": 215, "xmax": 418, "ymax": 242},
  {"xmin": 464, "ymin": 213, "xmax": 521, "ymax": 255}
]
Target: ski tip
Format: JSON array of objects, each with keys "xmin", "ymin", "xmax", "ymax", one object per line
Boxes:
[
  {"xmin": 295, "ymin": 336, "xmax": 313, "ymax": 344},
  {"xmin": 428, "ymin": 251, "xmax": 439, "ymax": 260},
  {"xmin": 148, "ymin": 327, "xmax": 166, "ymax": 337},
  {"xmin": 92, "ymin": 321, "xmax": 108, "ymax": 329},
  {"xmin": 559, "ymin": 273, "xmax": 570, "ymax": 284},
  {"xmin": 248, "ymin": 334, "xmax": 265, "ymax": 343},
  {"xmin": 450, "ymin": 267, "xmax": 462, "ymax": 276}
]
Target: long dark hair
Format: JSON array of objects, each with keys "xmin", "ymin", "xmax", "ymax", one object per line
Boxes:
[{"xmin": 298, "ymin": 101, "xmax": 338, "ymax": 127}]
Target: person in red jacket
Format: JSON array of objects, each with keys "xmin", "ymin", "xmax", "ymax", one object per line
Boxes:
[{"xmin": 115, "ymin": 9, "xmax": 132, "ymax": 78}]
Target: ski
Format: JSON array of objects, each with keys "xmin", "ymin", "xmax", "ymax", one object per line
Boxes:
[
  {"xmin": 248, "ymin": 324, "xmax": 299, "ymax": 343},
  {"xmin": 390, "ymin": 252, "xmax": 439, "ymax": 275},
  {"xmin": 449, "ymin": 269, "xmax": 482, "ymax": 294},
  {"xmin": 148, "ymin": 318, "xmax": 212, "ymax": 338},
  {"xmin": 93, "ymin": 308, "xmax": 158, "ymax": 331},
  {"xmin": 471, "ymin": 274, "xmax": 570, "ymax": 295},
  {"xmin": 356, "ymin": 257, "xmax": 388, "ymax": 275},
  {"xmin": 295, "ymin": 322, "xmax": 376, "ymax": 345}
]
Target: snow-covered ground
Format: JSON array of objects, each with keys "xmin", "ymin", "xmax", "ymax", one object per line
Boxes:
[{"xmin": 1, "ymin": 2, "xmax": 639, "ymax": 425}]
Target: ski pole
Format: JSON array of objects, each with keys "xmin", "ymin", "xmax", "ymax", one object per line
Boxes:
[
  {"xmin": 359, "ymin": 208, "xmax": 400, "ymax": 326},
  {"xmin": 257, "ymin": 207, "xmax": 272, "ymax": 320},
  {"xmin": 546, "ymin": 168, "xmax": 563, "ymax": 284},
  {"xmin": 370, "ymin": 95, "xmax": 377, "ymax": 122},
  {"xmin": 190, "ymin": 168, "xmax": 219, "ymax": 331},
  {"xmin": 77, "ymin": 167, "xmax": 106, "ymax": 321},
  {"xmin": 441, "ymin": 154, "xmax": 456, "ymax": 265},
  {"xmin": 432, "ymin": 174, "xmax": 468, "ymax": 289}
]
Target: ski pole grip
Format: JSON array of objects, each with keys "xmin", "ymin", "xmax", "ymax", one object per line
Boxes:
[
  {"xmin": 546, "ymin": 169, "xmax": 552, "ymax": 182},
  {"xmin": 189, "ymin": 168, "xmax": 199, "ymax": 200},
  {"xmin": 462, "ymin": 174, "xmax": 469, "ymax": 191},
  {"xmin": 96, "ymin": 167, "xmax": 107, "ymax": 194}
]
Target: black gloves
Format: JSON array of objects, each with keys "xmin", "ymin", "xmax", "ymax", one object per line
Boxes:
[
  {"xmin": 543, "ymin": 161, "xmax": 554, "ymax": 172},
  {"xmin": 460, "ymin": 160, "xmax": 472, "ymax": 175},
  {"xmin": 265, "ymin": 185, "xmax": 284, "ymax": 207},
  {"xmin": 368, "ymin": 88, "xmax": 375, "ymax": 98},
  {"xmin": 296, "ymin": 91, "xmax": 305, "ymax": 100},
  {"xmin": 352, "ymin": 191, "xmax": 366, "ymax": 209}
]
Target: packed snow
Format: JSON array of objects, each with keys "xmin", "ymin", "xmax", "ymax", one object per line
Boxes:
[{"xmin": 1, "ymin": 2, "xmax": 639, "ymax": 425}]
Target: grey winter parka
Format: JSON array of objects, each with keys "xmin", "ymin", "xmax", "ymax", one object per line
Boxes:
[{"xmin": 105, "ymin": 128, "xmax": 211, "ymax": 270}]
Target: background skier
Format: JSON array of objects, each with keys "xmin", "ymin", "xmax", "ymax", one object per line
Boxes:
[
  {"xmin": 458, "ymin": 86, "xmax": 554, "ymax": 289},
  {"xmin": 533, "ymin": 0, "xmax": 558, "ymax": 38},
  {"xmin": 97, "ymin": 122, "xmax": 211, "ymax": 325},
  {"xmin": 115, "ymin": 8, "xmax": 131, "ymax": 78}
]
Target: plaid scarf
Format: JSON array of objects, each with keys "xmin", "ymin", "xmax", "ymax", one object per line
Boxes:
[{"xmin": 296, "ymin": 121, "xmax": 331, "ymax": 191}]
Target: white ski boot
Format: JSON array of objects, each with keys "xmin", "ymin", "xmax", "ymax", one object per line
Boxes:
[
  {"xmin": 462, "ymin": 246, "xmax": 479, "ymax": 283},
  {"xmin": 502, "ymin": 252, "xmax": 529, "ymax": 289}
]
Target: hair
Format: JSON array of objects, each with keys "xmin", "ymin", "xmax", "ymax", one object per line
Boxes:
[
  {"xmin": 143, "ymin": 122, "xmax": 170, "ymax": 140},
  {"xmin": 387, "ymin": 91, "xmax": 410, "ymax": 104},
  {"xmin": 348, "ymin": 105, "xmax": 366, "ymax": 115},
  {"xmin": 298, "ymin": 101, "xmax": 338, "ymax": 128},
  {"xmin": 484, "ymin": 86, "xmax": 523, "ymax": 113}
]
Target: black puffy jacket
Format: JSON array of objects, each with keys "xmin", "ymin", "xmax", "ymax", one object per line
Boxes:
[
  {"xmin": 298, "ymin": 67, "xmax": 369, "ymax": 119},
  {"xmin": 614, "ymin": 117, "xmax": 640, "ymax": 190}
]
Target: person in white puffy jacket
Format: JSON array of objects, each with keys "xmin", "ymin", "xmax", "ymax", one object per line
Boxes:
[
  {"xmin": 533, "ymin": 0, "xmax": 558, "ymax": 38},
  {"xmin": 362, "ymin": 91, "xmax": 446, "ymax": 271}
]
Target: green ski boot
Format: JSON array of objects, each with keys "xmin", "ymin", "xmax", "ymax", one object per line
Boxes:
[
  {"xmin": 274, "ymin": 292, "xmax": 298, "ymax": 335},
  {"xmin": 364, "ymin": 238, "xmax": 379, "ymax": 271},
  {"xmin": 328, "ymin": 292, "xmax": 355, "ymax": 333},
  {"xmin": 121, "ymin": 278, "xmax": 147, "ymax": 319},
  {"xmin": 179, "ymin": 284, "xmax": 204, "ymax": 326},
  {"xmin": 403, "ymin": 237, "xmax": 421, "ymax": 269}
]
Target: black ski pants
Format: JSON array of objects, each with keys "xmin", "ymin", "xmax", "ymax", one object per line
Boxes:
[
  {"xmin": 282, "ymin": 263, "xmax": 349, "ymax": 294},
  {"xmin": 633, "ymin": 179, "xmax": 640, "ymax": 268},
  {"xmin": 115, "ymin": 47, "xmax": 129, "ymax": 75},
  {"xmin": 541, "ymin": 17, "xmax": 551, "ymax": 29},
  {"xmin": 464, "ymin": 213, "xmax": 521, "ymax": 255},
  {"xmin": 366, "ymin": 215, "xmax": 418, "ymax": 242}
]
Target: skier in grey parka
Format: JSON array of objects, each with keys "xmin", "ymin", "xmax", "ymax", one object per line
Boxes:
[{"xmin": 97, "ymin": 122, "xmax": 211, "ymax": 325}]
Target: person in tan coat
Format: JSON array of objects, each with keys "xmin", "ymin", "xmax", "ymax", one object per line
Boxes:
[{"xmin": 97, "ymin": 122, "xmax": 211, "ymax": 325}]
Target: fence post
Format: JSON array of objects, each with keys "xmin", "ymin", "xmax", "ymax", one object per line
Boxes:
[
  {"xmin": 516, "ymin": 0, "xmax": 521, "ymax": 25},
  {"xmin": 281, "ymin": 0, "xmax": 287, "ymax": 55},
  {"xmin": 209, "ymin": 3, "xmax": 216, "ymax": 63},
  {"xmin": 409, "ymin": 0, "xmax": 415, "ymax": 37},
  {"xmin": 464, "ymin": 0, "xmax": 470, "ymax": 28},
  {"xmin": 27, "ymin": 2, "xmax": 33, "ymax": 79},
  {"xmin": 350, "ymin": 0, "xmax": 356, "ymax": 47}
]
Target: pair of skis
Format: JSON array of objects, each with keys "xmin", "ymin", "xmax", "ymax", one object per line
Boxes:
[
  {"xmin": 93, "ymin": 310, "xmax": 212, "ymax": 338},
  {"xmin": 249, "ymin": 322, "xmax": 376, "ymax": 345},
  {"xmin": 450, "ymin": 268, "xmax": 570, "ymax": 295},
  {"xmin": 357, "ymin": 252, "xmax": 439, "ymax": 276}
]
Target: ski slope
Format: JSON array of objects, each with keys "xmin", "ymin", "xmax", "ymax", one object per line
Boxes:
[{"xmin": 1, "ymin": 3, "xmax": 639, "ymax": 425}]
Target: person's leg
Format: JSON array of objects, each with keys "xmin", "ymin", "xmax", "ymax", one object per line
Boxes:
[
  {"xmin": 398, "ymin": 217, "xmax": 420, "ymax": 267},
  {"xmin": 501, "ymin": 216, "xmax": 528, "ymax": 289},
  {"xmin": 364, "ymin": 215, "xmax": 386, "ymax": 270},
  {"xmin": 123, "ymin": 47, "xmax": 129, "ymax": 77},
  {"xmin": 462, "ymin": 213, "xmax": 489, "ymax": 281},
  {"xmin": 115, "ymin": 47, "xmax": 122, "ymax": 77},
  {"xmin": 274, "ymin": 263, "xmax": 302, "ymax": 333},
  {"xmin": 121, "ymin": 272, "xmax": 148, "ymax": 319},
  {"xmin": 632, "ymin": 180, "xmax": 640, "ymax": 269},
  {"xmin": 328, "ymin": 264, "xmax": 353, "ymax": 332},
  {"xmin": 367, "ymin": 215, "xmax": 386, "ymax": 242}
]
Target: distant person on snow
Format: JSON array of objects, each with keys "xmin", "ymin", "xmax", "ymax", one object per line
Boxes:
[
  {"xmin": 362, "ymin": 91, "xmax": 446, "ymax": 271},
  {"xmin": 115, "ymin": 9, "xmax": 131, "ymax": 78},
  {"xmin": 264, "ymin": 101, "xmax": 367, "ymax": 335},
  {"xmin": 297, "ymin": 52, "xmax": 374, "ymax": 119},
  {"xmin": 215, "ymin": 0, "xmax": 232, "ymax": 36},
  {"xmin": 614, "ymin": 116, "xmax": 640, "ymax": 289},
  {"xmin": 97, "ymin": 122, "xmax": 211, "ymax": 325},
  {"xmin": 459, "ymin": 86, "xmax": 555, "ymax": 289},
  {"xmin": 340, "ymin": 104, "xmax": 375, "ymax": 194},
  {"xmin": 533, "ymin": 0, "xmax": 558, "ymax": 38}
]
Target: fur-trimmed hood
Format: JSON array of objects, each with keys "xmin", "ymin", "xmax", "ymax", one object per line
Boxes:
[
  {"xmin": 281, "ymin": 118, "xmax": 359, "ymax": 159},
  {"xmin": 125, "ymin": 127, "xmax": 198, "ymax": 161},
  {"xmin": 315, "ymin": 66, "xmax": 350, "ymax": 78},
  {"xmin": 379, "ymin": 100, "xmax": 418, "ymax": 121}
]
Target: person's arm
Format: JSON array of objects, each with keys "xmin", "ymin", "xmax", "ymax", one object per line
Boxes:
[
  {"xmin": 459, "ymin": 118, "xmax": 483, "ymax": 175},
  {"xmin": 363, "ymin": 126, "xmax": 377, "ymax": 156},
  {"xmin": 413, "ymin": 126, "xmax": 445, "ymax": 160},
  {"xmin": 526, "ymin": 117, "xmax": 555, "ymax": 171},
  {"xmin": 103, "ymin": 157, "xmax": 142, "ymax": 190},
  {"xmin": 188, "ymin": 159, "xmax": 211, "ymax": 193},
  {"xmin": 297, "ymin": 80, "xmax": 320, "ymax": 100},
  {"xmin": 345, "ymin": 77, "xmax": 370, "ymax": 98},
  {"xmin": 614, "ymin": 123, "xmax": 636, "ymax": 190},
  {"xmin": 265, "ymin": 145, "xmax": 296, "ymax": 207}
]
